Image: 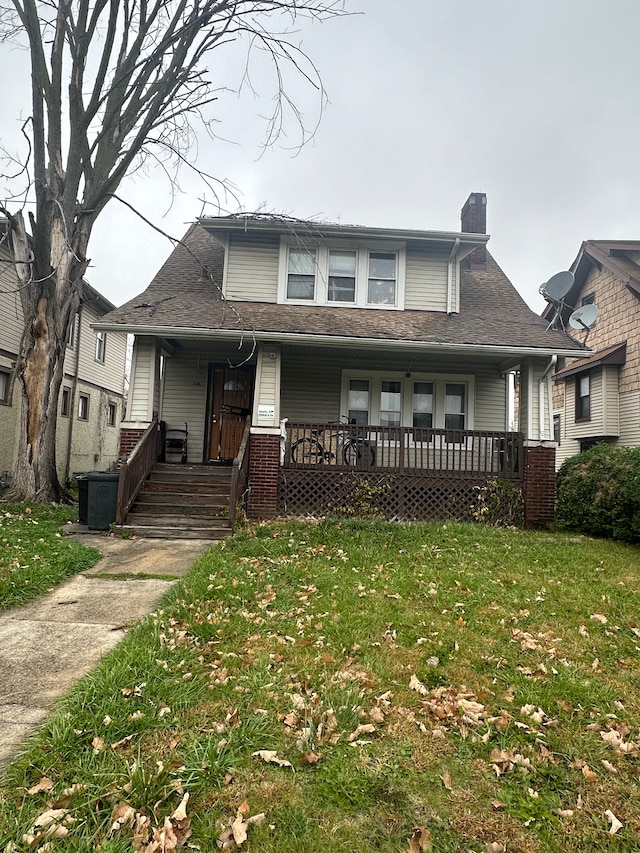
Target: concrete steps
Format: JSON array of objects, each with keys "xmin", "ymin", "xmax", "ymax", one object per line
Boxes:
[{"xmin": 117, "ymin": 463, "xmax": 233, "ymax": 540}]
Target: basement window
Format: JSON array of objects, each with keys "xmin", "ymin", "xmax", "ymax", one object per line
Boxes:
[
  {"xmin": 78, "ymin": 393, "xmax": 90, "ymax": 421},
  {"xmin": 61, "ymin": 387, "xmax": 71, "ymax": 417},
  {"xmin": 107, "ymin": 402, "xmax": 117, "ymax": 427},
  {"xmin": 0, "ymin": 369, "xmax": 9, "ymax": 405}
]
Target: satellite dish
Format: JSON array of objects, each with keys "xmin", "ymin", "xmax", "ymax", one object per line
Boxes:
[
  {"xmin": 542, "ymin": 271, "xmax": 574, "ymax": 302},
  {"xmin": 569, "ymin": 303, "xmax": 599, "ymax": 330}
]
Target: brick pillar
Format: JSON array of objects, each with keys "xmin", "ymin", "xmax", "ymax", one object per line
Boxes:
[
  {"xmin": 247, "ymin": 432, "xmax": 280, "ymax": 519},
  {"xmin": 118, "ymin": 428, "xmax": 145, "ymax": 460},
  {"xmin": 523, "ymin": 444, "xmax": 556, "ymax": 529}
]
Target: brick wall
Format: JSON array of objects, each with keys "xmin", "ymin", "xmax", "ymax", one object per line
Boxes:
[
  {"xmin": 460, "ymin": 192, "xmax": 487, "ymax": 269},
  {"xmin": 523, "ymin": 444, "xmax": 556, "ymax": 529},
  {"xmin": 247, "ymin": 433, "xmax": 280, "ymax": 519},
  {"xmin": 118, "ymin": 428, "xmax": 145, "ymax": 460}
]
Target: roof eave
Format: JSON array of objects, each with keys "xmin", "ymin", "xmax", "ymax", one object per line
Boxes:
[{"xmin": 91, "ymin": 321, "xmax": 589, "ymax": 359}]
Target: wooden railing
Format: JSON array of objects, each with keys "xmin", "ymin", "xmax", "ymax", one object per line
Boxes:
[
  {"xmin": 283, "ymin": 422, "xmax": 523, "ymax": 480},
  {"xmin": 115, "ymin": 415, "xmax": 164, "ymax": 524},
  {"xmin": 229, "ymin": 416, "xmax": 251, "ymax": 528}
]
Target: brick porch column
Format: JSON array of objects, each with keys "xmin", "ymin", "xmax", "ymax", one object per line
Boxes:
[
  {"xmin": 118, "ymin": 427, "xmax": 146, "ymax": 460},
  {"xmin": 247, "ymin": 430, "xmax": 280, "ymax": 519},
  {"xmin": 523, "ymin": 443, "xmax": 556, "ymax": 530}
]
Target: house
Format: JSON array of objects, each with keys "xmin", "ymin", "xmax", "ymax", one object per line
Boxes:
[
  {"xmin": 543, "ymin": 240, "xmax": 640, "ymax": 468},
  {"xmin": 0, "ymin": 238, "xmax": 128, "ymax": 486},
  {"xmin": 95, "ymin": 193, "xmax": 585, "ymax": 532}
]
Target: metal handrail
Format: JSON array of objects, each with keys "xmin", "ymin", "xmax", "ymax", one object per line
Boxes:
[{"xmin": 115, "ymin": 415, "xmax": 163, "ymax": 524}]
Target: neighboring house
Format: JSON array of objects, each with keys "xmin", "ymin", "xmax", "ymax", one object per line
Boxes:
[
  {"xmin": 96, "ymin": 193, "xmax": 585, "ymax": 528},
  {"xmin": 0, "ymin": 240, "xmax": 128, "ymax": 485},
  {"xmin": 543, "ymin": 240, "xmax": 640, "ymax": 468}
]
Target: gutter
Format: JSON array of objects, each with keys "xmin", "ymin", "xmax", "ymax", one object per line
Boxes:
[
  {"xmin": 91, "ymin": 323, "xmax": 590, "ymax": 361},
  {"xmin": 538, "ymin": 355, "xmax": 557, "ymax": 440},
  {"xmin": 446, "ymin": 238, "xmax": 460, "ymax": 315}
]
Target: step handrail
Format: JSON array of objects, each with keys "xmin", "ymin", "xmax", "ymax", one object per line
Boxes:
[
  {"xmin": 116, "ymin": 415, "xmax": 163, "ymax": 524},
  {"xmin": 229, "ymin": 416, "xmax": 251, "ymax": 529}
]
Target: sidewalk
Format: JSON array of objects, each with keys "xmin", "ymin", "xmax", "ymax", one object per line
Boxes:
[{"xmin": 0, "ymin": 533, "xmax": 214, "ymax": 769}]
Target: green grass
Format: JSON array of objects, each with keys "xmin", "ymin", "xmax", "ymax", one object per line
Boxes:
[
  {"xmin": 2, "ymin": 519, "xmax": 640, "ymax": 852},
  {"xmin": 0, "ymin": 502, "xmax": 100, "ymax": 610}
]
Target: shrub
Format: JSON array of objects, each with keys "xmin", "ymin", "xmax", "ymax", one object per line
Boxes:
[
  {"xmin": 556, "ymin": 443, "xmax": 640, "ymax": 542},
  {"xmin": 471, "ymin": 478, "xmax": 524, "ymax": 528}
]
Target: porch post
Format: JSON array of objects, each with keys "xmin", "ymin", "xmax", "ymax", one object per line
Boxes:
[
  {"xmin": 523, "ymin": 441, "xmax": 556, "ymax": 529},
  {"xmin": 119, "ymin": 336, "xmax": 159, "ymax": 458}
]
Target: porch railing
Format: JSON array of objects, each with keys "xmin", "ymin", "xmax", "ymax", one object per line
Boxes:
[
  {"xmin": 283, "ymin": 422, "xmax": 523, "ymax": 480},
  {"xmin": 229, "ymin": 416, "xmax": 251, "ymax": 528},
  {"xmin": 116, "ymin": 415, "xmax": 164, "ymax": 524}
]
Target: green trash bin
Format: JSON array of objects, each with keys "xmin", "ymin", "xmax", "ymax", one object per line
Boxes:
[
  {"xmin": 77, "ymin": 475, "xmax": 89, "ymax": 525},
  {"xmin": 87, "ymin": 471, "xmax": 120, "ymax": 530}
]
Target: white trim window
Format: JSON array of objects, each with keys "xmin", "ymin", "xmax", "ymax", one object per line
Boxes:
[
  {"xmin": 95, "ymin": 330, "xmax": 106, "ymax": 363},
  {"xmin": 342, "ymin": 371, "xmax": 474, "ymax": 430},
  {"xmin": 279, "ymin": 239, "xmax": 406, "ymax": 309}
]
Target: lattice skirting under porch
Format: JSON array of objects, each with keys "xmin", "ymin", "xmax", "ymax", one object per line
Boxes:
[{"xmin": 278, "ymin": 468, "xmax": 506, "ymax": 522}]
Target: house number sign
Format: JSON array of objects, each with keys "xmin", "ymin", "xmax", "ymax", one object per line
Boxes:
[{"xmin": 258, "ymin": 405, "xmax": 275, "ymax": 419}]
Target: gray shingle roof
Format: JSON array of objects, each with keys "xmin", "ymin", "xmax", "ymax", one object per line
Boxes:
[{"xmin": 98, "ymin": 223, "xmax": 585, "ymax": 354}]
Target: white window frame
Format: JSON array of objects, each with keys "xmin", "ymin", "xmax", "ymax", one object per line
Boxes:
[
  {"xmin": 95, "ymin": 331, "xmax": 106, "ymax": 363},
  {"xmin": 340, "ymin": 370, "xmax": 475, "ymax": 433},
  {"xmin": 278, "ymin": 238, "xmax": 406, "ymax": 309}
]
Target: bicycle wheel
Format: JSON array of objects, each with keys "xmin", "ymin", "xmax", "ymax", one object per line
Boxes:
[
  {"xmin": 291, "ymin": 437, "xmax": 325, "ymax": 464},
  {"xmin": 343, "ymin": 439, "xmax": 375, "ymax": 467}
]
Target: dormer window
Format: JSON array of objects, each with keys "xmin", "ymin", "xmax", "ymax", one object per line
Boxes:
[{"xmin": 279, "ymin": 239, "xmax": 405, "ymax": 309}]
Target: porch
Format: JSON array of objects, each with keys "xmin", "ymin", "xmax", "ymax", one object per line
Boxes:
[{"xmin": 277, "ymin": 422, "xmax": 524, "ymax": 521}]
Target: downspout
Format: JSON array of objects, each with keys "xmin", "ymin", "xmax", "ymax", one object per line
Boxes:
[
  {"xmin": 446, "ymin": 238, "xmax": 460, "ymax": 314},
  {"xmin": 538, "ymin": 355, "xmax": 557, "ymax": 440},
  {"xmin": 64, "ymin": 304, "xmax": 83, "ymax": 483}
]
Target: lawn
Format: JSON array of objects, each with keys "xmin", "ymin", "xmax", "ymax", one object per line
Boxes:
[
  {"xmin": 0, "ymin": 503, "xmax": 100, "ymax": 611},
  {"xmin": 1, "ymin": 519, "xmax": 639, "ymax": 852}
]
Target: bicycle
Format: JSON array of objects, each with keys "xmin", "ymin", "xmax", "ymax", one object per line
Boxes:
[{"xmin": 290, "ymin": 418, "xmax": 376, "ymax": 466}]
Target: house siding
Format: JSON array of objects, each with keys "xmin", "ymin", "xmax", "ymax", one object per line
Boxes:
[
  {"xmin": 127, "ymin": 337, "xmax": 156, "ymax": 421},
  {"xmin": 254, "ymin": 345, "xmax": 280, "ymax": 426},
  {"xmin": 161, "ymin": 355, "xmax": 209, "ymax": 463},
  {"xmin": 619, "ymin": 390, "xmax": 640, "ymax": 447},
  {"xmin": 404, "ymin": 247, "xmax": 448, "ymax": 311},
  {"xmin": 225, "ymin": 232, "xmax": 280, "ymax": 302}
]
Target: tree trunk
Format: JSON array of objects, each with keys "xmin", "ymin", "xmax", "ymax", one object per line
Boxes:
[{"xmin": 7, "ymin": 210, "xmax": 88, "ymax": 503}]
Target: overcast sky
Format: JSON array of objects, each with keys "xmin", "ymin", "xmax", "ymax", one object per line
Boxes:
[{"xmin": 3, "ymin": 0, "xmax": 640, "ymax": 313}]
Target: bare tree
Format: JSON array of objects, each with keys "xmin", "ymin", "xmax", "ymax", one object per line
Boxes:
[{"xmin": 0, "ymin": 0, "xmax": 345, "ymax": 502}]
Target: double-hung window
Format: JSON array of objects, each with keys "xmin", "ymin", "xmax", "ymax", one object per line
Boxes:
[
  {"xmin": 287, "ymin": 249, "xmax": 316, "ymax": 300},
  {"xmin": 342, "ymin": 372, "xmax": 473, "ymax": 430},
  {"xmin": 95, "ymin": 331, "xmax": 106, "ymax": 363},
  {"xmin": 576, "ymin": 374, "xmax": 590, "ymax": 421},
  {"xmin": 280, "ymin": 240, "xmax": 404, "ymax": 308}
]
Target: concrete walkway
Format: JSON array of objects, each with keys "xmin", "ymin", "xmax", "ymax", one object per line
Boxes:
[{"xmin": 0, "ymin": 533, "xmax": 214, "ymax": 769}]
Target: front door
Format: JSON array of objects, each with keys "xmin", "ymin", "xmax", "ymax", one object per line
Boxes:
[{"xmin": 208, "ymin": 367, "xmax": 253, "ymax": 461}]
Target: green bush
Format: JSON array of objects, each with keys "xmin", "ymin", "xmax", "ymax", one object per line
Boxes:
[{"xmin": 556, "ymin": 443, "xmax": 640, "ymax": 542}]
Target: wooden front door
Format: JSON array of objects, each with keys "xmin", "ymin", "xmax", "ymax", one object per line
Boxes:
[{"xmin": 208, "ymin": 367, "xmax": 253, "ymax": 461}]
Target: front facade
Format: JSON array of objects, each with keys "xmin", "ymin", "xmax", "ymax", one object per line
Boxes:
[
  {"xmin": 543, "ymin": 241, "xmax": 640, "ymax": 468},
  {"xmin": 98, "ymin": 194, "xmax": 585, "ymax": 527},
  {"xmin": 0, "ymin": 243, "xmax": 127, "ymax": 486}
]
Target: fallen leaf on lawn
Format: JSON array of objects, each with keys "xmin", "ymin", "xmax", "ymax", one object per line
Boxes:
[
  {"xmin": 32, "ymin": 809, "xmax": 68, "ymax": 829},
  {"xmin": 554, "ymin": 809, "xmax": 574, "ymax": 818},
  {"xmin": 107, "ymin": 802, "xmax": 136, "ymax": 837},
  {"xmin": 601, "ymin": 760, "xmax": 618, "ymax": 774},
  {"xmin": 581, "ymin": 764, "xmax": 597, "ymax": 782},
  {"xmin": 300, "ymin": 752, "xmax": 322, "ymax": 765},
  {"xmin": 231, "ymin": 813, "xmax": 248, "ymax": 846},
  {"xmin": 408, "ymin": 825, "xmax": 432, "ymax": 852},
  {"xmin": 441, "ymin": 768, "xmax": 453, "ymax": 790},
  {"xmin": 605, "ymin": 809, "xmax": 623, "ymax": 835},
  {"xmin": 226, "ymin": 708, "xmax": 240, "ymax": 728},
  {"xmin": 590, "ymin": 613, "xmax": 607, "ymax": 624},
  {"xmin": 172, "ymin": 792, "xmax": 190, "ymax": 822},
  {"xmin": 578, "ymin": 625, "xmax": 589, "ymax": 637},
  {"xmin": 158, "ymin": 705, "xmax": 172, "ymax": 718},
  {"xmin": 490, "ymin": 800, "xmax": 506, "ymax": 810},
  {"xmin": 27, "ymin": 778, "xmax": 54, "ymax": 795},
  {"xmin": 347, "ymin": 723, "xmax": 376, "ymax": 743},
  {"xmin": 111, "ymin": 734, "xmax": 135, "ymax": 750},
  {"xmin": 485, "ymin": 843, "xmax": 505, "ymax": 853},
  {"xmin": 369, "ymin": 706, "xmax": 385, "ymax": 724},
  {"xmin": 92, "ymin": 736, "xmax": 105, "ymax": 753},
  {"xmin": 217, "ymin": 811, "xmax": 265, "ymax": 850},
  {"xmin": 409, "ymin": 674, "xmax": 428, "ymax": 696},
  {"xmin": 252, "ymin": 750, "xmax": 293, "ymax": 768}
]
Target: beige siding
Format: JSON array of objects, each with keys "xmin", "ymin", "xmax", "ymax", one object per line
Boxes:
[
  {"xmin": 602, "ymin": 365, "xmax": 620, "ymax": 435},
  {"xmin": 619, "ymin": 390, "xmax": 640, "ymax": 446},
  {"xmin": 160, "ymin": 356, "xmax": 209, "ymax": 463},
  {"xmin": 225, "ymin": 232, "xmax": 280, "ymax": 302},
  {"xmin": 127, "ymin": 337, "xmax": 156, "ymax": 421},
  {"xmin": 404, "ymin": 247, "xmax": 448, "ymax": 311},
  {"xmin": 474, "ymin": 369, "xmax": 507, "ymax": 431},
  {"xmin": 281, "ymin": 355, "xmax": 342, "ymax": 422},
  {"xmin": 254, "ymin": 344, "xmax": 280, "ymax": 426},
  {"xmin": 564, "ymin": 371, "xmax": 606, "ymax": 439}
]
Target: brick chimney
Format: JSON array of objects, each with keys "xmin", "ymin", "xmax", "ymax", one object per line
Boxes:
[{"xmin": 461, "ymin": 192, "xmax": 487, "ymax": 269}]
